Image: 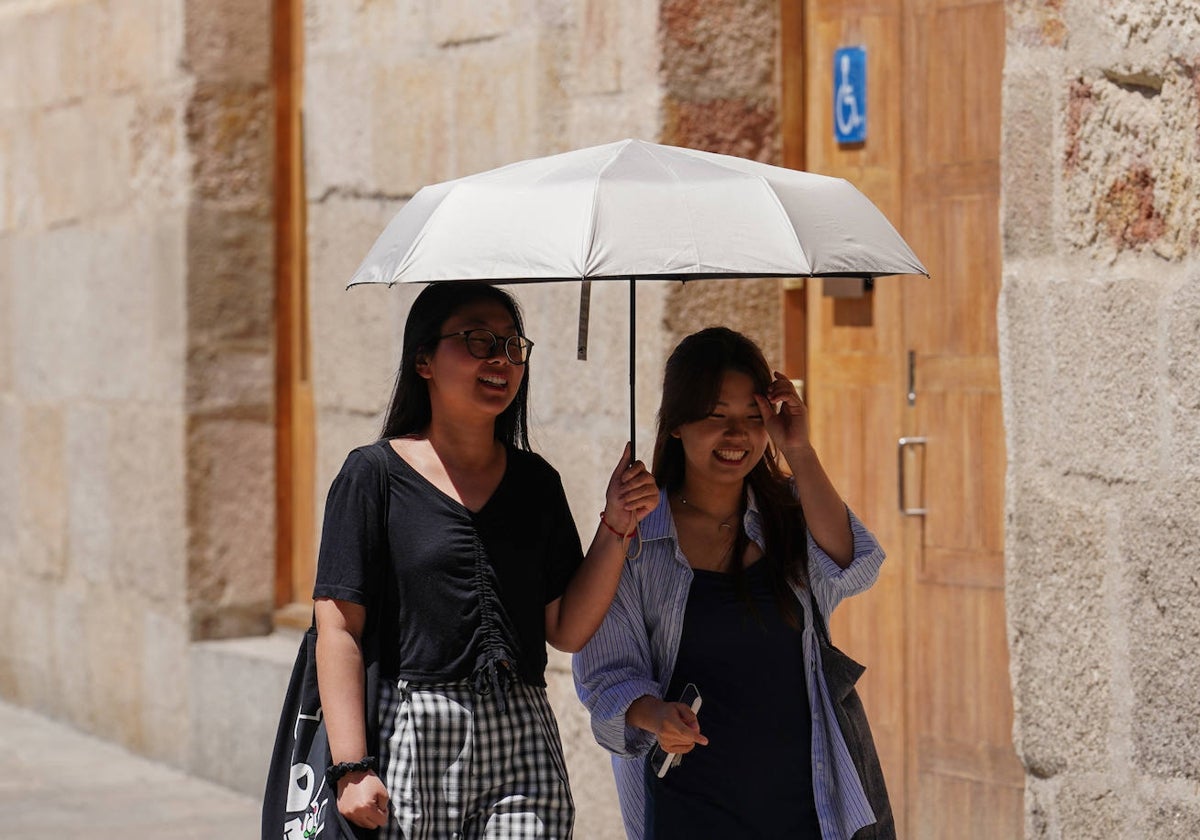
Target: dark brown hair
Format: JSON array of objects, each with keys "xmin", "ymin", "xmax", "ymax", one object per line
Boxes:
[{"xmin": 653, "ymin": 327, "xmax": 808, "ymax": 620}]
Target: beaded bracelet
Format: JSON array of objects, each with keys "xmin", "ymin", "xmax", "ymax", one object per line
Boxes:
[
  {"xmin": 599, "ymin": 511, "xmax": 630, "ymax": 539},
  {"xmin": 326, "ymin": 756, "xmax": 378, "ymax": 785}
]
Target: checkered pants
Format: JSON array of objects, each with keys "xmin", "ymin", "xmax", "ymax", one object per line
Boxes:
[{"xmin": 377, "ymin": 677, "xmax": 574, "ymax": 840}]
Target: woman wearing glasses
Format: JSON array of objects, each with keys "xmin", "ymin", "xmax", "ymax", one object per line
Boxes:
[{"xmin": 313, "ymin": 282, "xmax": 657, "ymax": 839}]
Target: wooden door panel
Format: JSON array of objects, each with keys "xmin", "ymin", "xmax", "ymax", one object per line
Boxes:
[
  {"xmin": 793, "ymin": 0, "xmax": 1015, "ymax": 834},
  {"xmin": 919, "ymin": 389, "xmax": 1005, "ymax": 558}
]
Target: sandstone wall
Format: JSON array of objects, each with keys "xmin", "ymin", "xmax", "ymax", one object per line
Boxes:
[
  {"xmin": 0, "ymin": 0, "xmax": 278, "ymax": 774},
  {"xmin": 1001, "ymin": 1, "xmax": 1200, "ymax": 835}
]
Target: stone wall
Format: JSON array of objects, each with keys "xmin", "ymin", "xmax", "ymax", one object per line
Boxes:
[
  {"xmin": 1001, "ymin": 1, "xmax": 1200, "ymax": 835},
  {"xmin": 0, "ymin": 0, "xmax": 194, "ymax": 762},
  {"xmin": 0, "ymin": 0, "xmax": 277, "ymax": 771}
]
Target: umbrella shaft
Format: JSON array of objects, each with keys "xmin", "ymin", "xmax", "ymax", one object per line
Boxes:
[{"xmin": 629, "ymin": 279, "xmax": 636, "ymax": 462}]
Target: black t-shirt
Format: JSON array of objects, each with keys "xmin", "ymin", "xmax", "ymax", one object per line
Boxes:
[{"xmin": 312, "ymin": 440, "xmax": 585, "ymax": 687}]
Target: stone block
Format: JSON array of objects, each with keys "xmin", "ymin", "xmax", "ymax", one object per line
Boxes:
[
  {"xmin": 305, "ymin": 0, "xmax": 428, "ymax": 55},
  {"xmin": 661, "ymin": 0, "xmax": 775, "ymax": 101},
  {"xmin": 1147, "ymin": 798, "xmax": 1200, "ymax": 837},
  {"xmin": 186, "ymin": 416, "xmax": 275, "ymax": 639},
  {"xmin": 573, "ymin": 0, "xmax": 622, "ymax": 95},
  {"xmin": 33, "ymin": 104, "xmax": 93, "ymax": 226},
  {"xmin": 303, "ymin": 54, "xmax": 374, "ymax": 194},
  {"xmin": 567, "ymin": 94, "xmax": 659, "ymax": 151},
  {"xmin": 0, "ymin": 239, "xmax": 11, "ymax": 389},
  {"xmin": 82, "ymin": 218, "xmax": 188, "ymax": 403},
  {"xmin": 1006, "ymin": 477, "xmax": 1111, "ymax": 777},
  {"xmin": 184, "ymin": 0, "xmax": 271, "ymax": 84},
  {"xmin": 82, "ymin": 583, "xmax": 147, "ymax": 751},
  {"xmin": 2, "ymin": 8, "xmax": 67, "ymax": 108},
  {"xmin": 187, "ymin": 81, "xmax": 273, "ymax": 212},
  {"xmin": 1030, "ymin": 273, "xmax": 1161, "ymax": 484},
  {"xmin": 0, "ymin": 396, "xmax": 18, "ymax": 571},
  {"xmin": 1126, "ymin": 485, "xmax": 1200, "ymax": 779},
  {"xmin": 65, "ymin": 404, "xmax": 116, "ymax": 587},
  {"xmin": 1053, "ymin": 777, "xmax": 1124, "ymax": 839},
  {"xmin": 19, "ymin": 402, "xmax": 67, "ymax": 583},
  {"xmin": 308, "ymin": 198, "xmax": 408, "ymax": 416},
  {"xmin": 368, "ymin": 56, "xmax": 455, "ymax": 195},
  {"xmin": 140, "ymin": 609, "xmax": 190, "ymax": 764},
  {"xmin": 105, "ymin": 404, "xmax": 188, "ymax": 608},
  {"xmin": 431, "ymin": 0, "xmax": 516, "ymax": 47},
  {"xmin": 50, "ymin": 584, "xmax": 92, "ymax": 724},
  {"xmin": 188, "ymin": 632, "xmax": 300, "ymax": 791},
  {"xmin": 129, "ymin": 94, "xmax": 191, "ymax": 213},
  {"xmin": 1165, "ymin": 274, "xmax": 1200, "ymax": 478},
  {"xmin": 1008, "ymin": 0, "xmax": 1067, "ymax": 47},
  {"xmin": 1061, "ymin": 66, "xmax": 1200, "ymax": 260},
  {"xmin": 0, "ymin": 121, "xmax": 12, "ymax": 234},
  {"xmin": 8, "ymin": 581, "xmax": 56, "ymax": 707},
  {"xmin": 186, "ymin": 204, "xmax": 273, "ymax": 346},
  {"xmin": 101, "ymin": 0, "xmax": 184, "ymax": 93},
  {"xmin": 1001, "ymin": 55, "xmax": 1060, "ymax": 259},
  {"xmin": 451, "ymin": 42, "xmax": 541, "ymax": 179}
]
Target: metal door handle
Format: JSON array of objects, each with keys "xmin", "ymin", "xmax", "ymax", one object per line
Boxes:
[{"xmin": 898, "ymin": 436, "xmax": 927, "ymax": 516}]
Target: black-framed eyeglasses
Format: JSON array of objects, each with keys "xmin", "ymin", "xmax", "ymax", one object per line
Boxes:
[{"xmin": 438, "ymin": 329, "xmax": 535, "ymax": 365}]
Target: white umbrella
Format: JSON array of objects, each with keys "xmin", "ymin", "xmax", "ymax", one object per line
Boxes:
[{"xmin": 348, "ymin": 139, "xmax": 927, "ymax": 455}]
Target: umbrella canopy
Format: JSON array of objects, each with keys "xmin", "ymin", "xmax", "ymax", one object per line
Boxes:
[
  {"xmin": 348, "ymin": 138, "xmax": 927, "ymax": 287},
  {"xmin": 347, "ymin": 139, "xmax": 927, "ymax": 457}
]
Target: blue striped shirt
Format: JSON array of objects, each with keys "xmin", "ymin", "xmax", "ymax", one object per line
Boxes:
[{"xmin": 572, "ymin": 487, "xmax": 885, "ymax": 840}]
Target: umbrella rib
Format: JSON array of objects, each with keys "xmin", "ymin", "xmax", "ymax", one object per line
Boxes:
[
  {"xmin": 669, "ymin": 146, "xmax": 815, "ymax": 274},
  {"xmin": 579, "ymin": 139, "xmax": 633, "ymax": 277},
  {"xmin": 641, "ymin": 145, "xmax": 705, "ymax": 274}
]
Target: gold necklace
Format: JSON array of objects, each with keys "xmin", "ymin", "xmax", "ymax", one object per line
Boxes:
[{"xmin": 679, "ymin": 495, "xmax": 738, "ymax": 531}]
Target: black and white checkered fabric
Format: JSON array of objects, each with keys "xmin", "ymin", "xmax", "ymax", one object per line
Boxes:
[{"xmin": 377, "ymin": 677, "xmax": 574, "ymax": 840}]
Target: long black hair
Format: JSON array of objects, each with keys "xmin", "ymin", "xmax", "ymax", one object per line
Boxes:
[
  {"xmin": 380, "ymin": 282, "xmax": 531, "ymax": 450},
  {"xmin": 652, "ymin": 327, "xmax": 808, "ymax": 621}
]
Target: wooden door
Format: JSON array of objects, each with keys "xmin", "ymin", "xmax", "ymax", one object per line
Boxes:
[{"xmin": 783, "ymin": 0, "xmax": 1021, "ymax": 835}]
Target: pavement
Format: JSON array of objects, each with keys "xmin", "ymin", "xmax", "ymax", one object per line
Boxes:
[{"xmin": 0, "ymin": 700, "xmax": 259, "ymax": 839}]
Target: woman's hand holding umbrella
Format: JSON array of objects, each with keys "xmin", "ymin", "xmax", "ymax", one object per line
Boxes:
[{"xmin": 601, "ymin": 441, "xmax": 659, "ymax": 540}]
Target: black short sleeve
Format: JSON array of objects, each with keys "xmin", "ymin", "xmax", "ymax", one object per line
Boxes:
[
  {"xmin": 542, "ymin": 471, "xmax": 584, "ymax": 604},
  {"xmin": 312, "ymin": 448, "xmax": 386, "ymax": 605}
]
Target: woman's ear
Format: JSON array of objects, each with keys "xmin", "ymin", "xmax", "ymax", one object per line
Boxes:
[
  {"xmin": 670, "ymin": 428, "xmax": 681, "ymax": 439},
  {"xmin": 414, "ymin": 353, "xmax": 432, "ymax": 380}
]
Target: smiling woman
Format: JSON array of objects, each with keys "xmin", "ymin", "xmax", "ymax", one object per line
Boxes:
[
  {"xmin": 304, "ymin": 281, "xmax": 660, "ymax": 840},
  {"xmin": 574, "ymin": 327, "xmax": 895, "ymax": 840}
]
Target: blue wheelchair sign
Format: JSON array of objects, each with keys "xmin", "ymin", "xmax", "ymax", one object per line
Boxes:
[{"xmin": 833, "ymin": 46, "xmax": 867, "ymax": 144}]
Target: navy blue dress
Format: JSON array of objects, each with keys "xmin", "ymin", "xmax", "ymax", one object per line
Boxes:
[{"xmin": 649, "ymin": 559, "xmax": 822, "ymax": 839}]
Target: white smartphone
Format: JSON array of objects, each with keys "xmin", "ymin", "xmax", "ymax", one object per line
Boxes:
[{"xmin": 649, "ymin": 683, "xmax": 703, "ymax": 779}]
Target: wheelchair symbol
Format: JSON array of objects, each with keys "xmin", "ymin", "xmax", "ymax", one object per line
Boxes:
[{"xmin": 835, "ymin": 53, "xmax": 864, "ymax": 139}]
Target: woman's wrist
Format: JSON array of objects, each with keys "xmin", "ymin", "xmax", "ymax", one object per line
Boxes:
[
  {"xmin": 599, "ymin": 510, "xmax": 633, "ymax": 542},
  {"xmin": 626, "ymin": 695, "xmax": 663, "ymax": 733}
]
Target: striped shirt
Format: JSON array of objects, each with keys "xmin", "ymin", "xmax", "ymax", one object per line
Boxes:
[{"xmin": 572, "ymin": 487, "xmax": 885, "ymax": 840}]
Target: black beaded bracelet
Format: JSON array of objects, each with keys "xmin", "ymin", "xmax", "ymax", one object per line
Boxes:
[{"xmin": 326, "ymin": 756, "xmax": 378, "ymax": 784}]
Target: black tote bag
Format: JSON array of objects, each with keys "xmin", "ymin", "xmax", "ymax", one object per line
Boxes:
[
  {"xmin": 262, "ymin": 443, "xmax": 391, "ymax": 840},
  {"xmin": 810, "ymin": 591, "xmax": 896, "ymax": 840}
]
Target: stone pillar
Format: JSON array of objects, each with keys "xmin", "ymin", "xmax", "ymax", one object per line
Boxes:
[
  {"xmin": 183, "ymin": 0, "xmax": 278, "ymax": 640},
  {"xmin": 659, "ymin": 0, "xmax": 785, "ymax": 367},
  {"xmin": 1001, "ymin": 1, "xmax": 1200, "ymax": 835}
]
